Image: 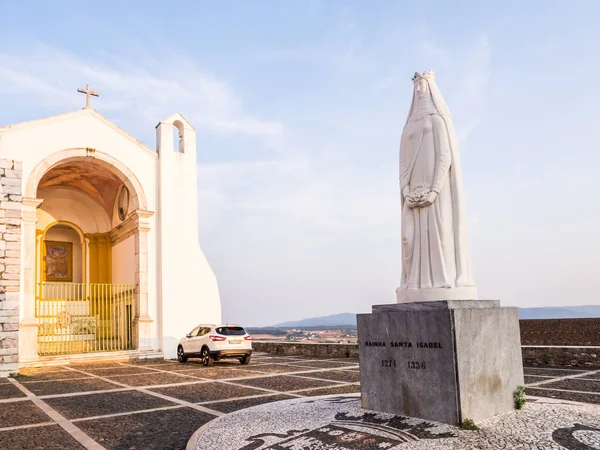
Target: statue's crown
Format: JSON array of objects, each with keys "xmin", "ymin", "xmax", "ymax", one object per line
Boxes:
[{"xmin": 412, "ymin": 70, "xmax": 435, "ymax": 82}]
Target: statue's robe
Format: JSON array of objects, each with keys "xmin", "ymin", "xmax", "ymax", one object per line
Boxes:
[{"xmin": 399, "ymin": 112, "xmax": 475, "ymax": 293}]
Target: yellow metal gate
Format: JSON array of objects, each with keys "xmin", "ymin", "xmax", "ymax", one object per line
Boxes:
[{"xmin": 36, "ymin": 283, "xmax": 136, "ymax": 356}]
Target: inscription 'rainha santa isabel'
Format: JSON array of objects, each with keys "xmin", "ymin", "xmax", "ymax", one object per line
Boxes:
[
  {"xmin": 417, "ymin": 342, "xmax": 443, "ymax": 349},
  {"xmin": 364, "ymin": 341, "xmax": 443, "ymax": 349}
]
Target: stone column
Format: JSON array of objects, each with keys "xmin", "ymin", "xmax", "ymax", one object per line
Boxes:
[
  {"xmin": 85, "ymin": 237, "xmax": 90, "ymax": 284},
  {"xmin": 19, "ymin": 197, "xmax": 43, "ymax": 363},
  {"xmin": 0, "ymin": 160, "xmax": 24, "ymax": 376},
  {"xmin": 133, "ymin": 210, "xmax": 153, "ymax": 351}
]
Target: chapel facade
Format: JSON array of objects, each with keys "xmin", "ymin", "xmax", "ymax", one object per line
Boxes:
[{"xmin": 0, "ymin": 95, "xmax": 221, "ymax": 375}]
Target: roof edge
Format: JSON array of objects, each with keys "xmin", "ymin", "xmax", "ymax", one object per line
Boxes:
[{"xmin": 0, "ymin": 108, "xmax": 157, "ymax": 158}]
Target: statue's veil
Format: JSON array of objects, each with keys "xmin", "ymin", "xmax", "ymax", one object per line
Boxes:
[
  {"xmin": 405, "ymin": 76, "xmax": 452, "ymax": 124},
  {"xmin": 401, "ymin": 73, "xmax": 475, "ymax": 288}
]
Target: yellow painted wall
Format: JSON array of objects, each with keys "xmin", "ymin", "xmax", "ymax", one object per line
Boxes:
[
  {"xmin": 36, "ymin": 230, "xmax": 43, "ymax": 284},
  {"xmin": 36, "ymin": 229, "xmax": 114, "ymax": 285},
  {"xmin": 87, "ymin": 233, "xmax": 112, "ymax": 284},
  {"xmin": 112, "ymin": 236, "xmax": 136, "ymax": 285}
]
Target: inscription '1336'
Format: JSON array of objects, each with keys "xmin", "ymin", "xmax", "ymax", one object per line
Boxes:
[{"xmin": 380, "ymin": 359, "xmax": 427, "ymax": 369}]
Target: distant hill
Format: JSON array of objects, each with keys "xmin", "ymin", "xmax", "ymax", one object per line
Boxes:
[
  {"xmin": 267, "ymin": 305, "xmax": 600, "ymax": 328},
  {"xmin": 518, "ymin": 305, "xmax": 600, "ymax": 319},
  {"xmin": 273, "ymin": 313, "xmax": 358, "ymax": 328}
]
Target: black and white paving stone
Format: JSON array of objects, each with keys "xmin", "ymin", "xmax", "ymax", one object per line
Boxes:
[
  {"xmin": 193, "ymin": 395, "xmax": 600, "ymax": 450},
  {"xmin": 195, "ymin": 394, "xmax": 457, "ymax": 450},
  {"xmin": 1, "ymin": 355, "xmax": 600, "ymax": 450}
]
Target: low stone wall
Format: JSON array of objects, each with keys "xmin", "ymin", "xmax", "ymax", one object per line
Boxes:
[
  {"xmin": 253, "ymin": 342, "xmax": 359, "ymax": 359},
  {"xmin": 0, "ymin": 159, "xmax": 22, "ymax": 377},
  {"xmin": 522, "ymin": 346, "xmax": 600, "ymax": 368},
  {"xmin": 520, "ymin": 318, "xmax": 600, "ymax": 346},
  {"xmin": 254, "ymin": 342, "xmax": 600, "ymax": 368}
]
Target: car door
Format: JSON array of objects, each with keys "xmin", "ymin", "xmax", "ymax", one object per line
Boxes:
[
  {"xmin": 196, "ymin": 327, "xmax": 211, "ymax": 352},
  {"xmin": 184, "ymin": 327, "xmax": 201, "ymax": 354}
]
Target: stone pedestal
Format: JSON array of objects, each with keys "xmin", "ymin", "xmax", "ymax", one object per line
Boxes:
[{"xmin": 357, "ymin": 300, "xmax": 524, "ymax": 425}]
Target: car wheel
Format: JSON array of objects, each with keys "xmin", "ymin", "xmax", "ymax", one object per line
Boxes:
[
  {"xmin": 177, "ymin": 346, "xmax": 188, "ymax": 363},
  {"xmin": 239, "ymin": 355, "xmax": 251, "ymax": 365},
  {"xmin": 201, "ymin": 347, "xmax": 214, "ymax": 367}
]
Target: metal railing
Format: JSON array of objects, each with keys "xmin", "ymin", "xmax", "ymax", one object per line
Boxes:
[{"xmin": 36, "ymin": 283, "xmax": 136, "ymax": 356}]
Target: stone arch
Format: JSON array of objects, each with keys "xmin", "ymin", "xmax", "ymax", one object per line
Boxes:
[
  {"xmin": 21, "ymin": 148, "xmax": 154, "ymax": 359},
  {"xmin": 36, "ymin": 187, "xmax": 111, "ymax": 234},
  {"xmin": 41, "ymin": 220, "xmax": 85, "ymax": 244},
  {"xmin": 25, "ymin": 148, "xmax": 148, "ymax": 212},
  {"xmin": 41, "ymin": 221, "xmax": 87, "ymax": 284},
  {"xmin": 173, "ymin": 120, "xmax": 185, "ymax": 153}
]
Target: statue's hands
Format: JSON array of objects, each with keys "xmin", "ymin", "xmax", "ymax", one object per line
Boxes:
[
  {"xmin": 402, "ymin": 186, "xmax": 410, "ymax": 199},
  {"xmin": 406, "ymin": 196, "xmax": 420, "ymax": 209},
  {"xmin": 417, "ymin": 190, "xmax": 438, "ymax": 208},
  {"xmin": 403, "ymin": 186, "xmax": 419, "ymax": 209},
  {"xmin": 403, "ymin": 185, "xmax": 437, "ymax": 208}
]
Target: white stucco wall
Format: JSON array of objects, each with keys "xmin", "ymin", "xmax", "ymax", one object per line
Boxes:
[
  {"xmin": 0, "ymin": 109, "xmax": 221, "ymax": 360},
  {"xmin": 0, "ymin": 110, "xmax": 157, "ymax": 209},
  {"xmin": 0, "ymin": 109, "xmax": 160, "ymax": 354},
  {"xmin": 157, "ymin": 116, "xmax": 222, "ymax": 358},
  {"xmin": 112, "ymin": 236, "xmax": 136, "ymax": 285}
]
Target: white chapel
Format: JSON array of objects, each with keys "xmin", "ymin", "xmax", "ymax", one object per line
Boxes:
[{"xmin": 0, "ymin": 86, "xmax": 221, "ymax": 374}]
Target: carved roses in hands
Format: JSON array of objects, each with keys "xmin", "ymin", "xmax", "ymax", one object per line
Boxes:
[{"xmin": 403, "ymin": 184, "xmax": 438, "ymax": 209}]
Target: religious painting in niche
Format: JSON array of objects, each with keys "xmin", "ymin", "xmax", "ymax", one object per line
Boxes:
[
  {"xmin": 118, "ymin": 186, "xmax": 129, "ymax": 221},
  {"xmin": 45, "ymin": 241, "xmax": 73, "ymax": 282}
]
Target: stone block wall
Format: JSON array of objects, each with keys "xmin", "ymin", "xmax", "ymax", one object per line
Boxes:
[
  {"xmin": 254, "ymin": 342, "xmax": 600, "ymax": 369},
  {"xmin": 522, "ymin": 346, "xmax": 600, "ymax": 368},
  {"xmin": 520, "ymin": 318, "xmax": 600, "ymax": 346},
  {"xmin": 0, "ymin": 159, "xmax": 22, "ymax": 377},
  {"xmin": 253, "ymin": 341, "xmax": 359, "ymax": 358}
]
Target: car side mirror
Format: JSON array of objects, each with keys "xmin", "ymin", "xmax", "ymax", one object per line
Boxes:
[{"xmin": 186, "ymin": 334, "xmax": 191, "ymax": 338}]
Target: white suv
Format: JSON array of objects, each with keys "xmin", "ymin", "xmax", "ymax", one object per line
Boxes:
[{"xmin": 177, "ymin": 324, "xmax": 252, "ymax": 366}]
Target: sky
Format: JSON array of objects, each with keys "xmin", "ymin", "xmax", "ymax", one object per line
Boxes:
[{"xmin": 1, "ymin": 1, "xmax": 599, "ymax": 326}]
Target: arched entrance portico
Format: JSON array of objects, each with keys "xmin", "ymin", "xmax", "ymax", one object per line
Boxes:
[{"xmin": 20, "ymin": 148, "xmax": 153, "ymax": 361}]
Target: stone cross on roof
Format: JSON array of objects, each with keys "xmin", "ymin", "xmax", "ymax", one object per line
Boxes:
[{"xmin": 77, "ymin": 84, "xmax": 99, "ymax": 109}]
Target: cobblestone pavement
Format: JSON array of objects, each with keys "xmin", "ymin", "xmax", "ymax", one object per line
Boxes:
[
  {"xmin": 0, "ymin": 354, "xmax": 360, "ymax": 450},
  {"xmin": 1, "ymin": 355, "xmax": 600, "ymax": 449}
]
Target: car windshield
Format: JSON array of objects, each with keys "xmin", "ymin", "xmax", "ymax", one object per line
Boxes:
[{"xmin": 215, "ymin": 326, "xmax": 246, "ymax": 336}]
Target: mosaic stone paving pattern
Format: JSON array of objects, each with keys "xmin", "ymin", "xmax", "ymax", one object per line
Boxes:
[
  {"xmin": 1, "ymin": 354, "xmax": 600, "ymax": 449},
  {"xmin": 194, "ymin": 395, "xmax": 600, "ymax": 450}
]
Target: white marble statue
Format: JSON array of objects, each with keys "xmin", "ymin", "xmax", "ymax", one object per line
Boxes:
[{"xmin": 397, "ymin": 70, "xmax": 477, "ymax": 303}]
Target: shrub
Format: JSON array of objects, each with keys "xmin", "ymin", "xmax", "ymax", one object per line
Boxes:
[
  {"xmin": 460, "ymin": 418, "xmax": 478, "ymax": 430},
  {"xmin": 514, "ymin": 385, "xmax": 526, "ymax": 410}
]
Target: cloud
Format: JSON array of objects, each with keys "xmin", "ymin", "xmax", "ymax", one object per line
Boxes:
[
  {"xmin": 195, "ymin": 29, "xmax": 500, "ymax": 324},
  {"xmin": 0, "ymin": 43, "xmax": 284, "ymax": 142},
  {"xmin": 11, "ymin": 25, "xmax": 582, "ymax": 327},
  {"xmin": 198, "ymin": 154, "xmax": 398, "ymax": 234}
]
